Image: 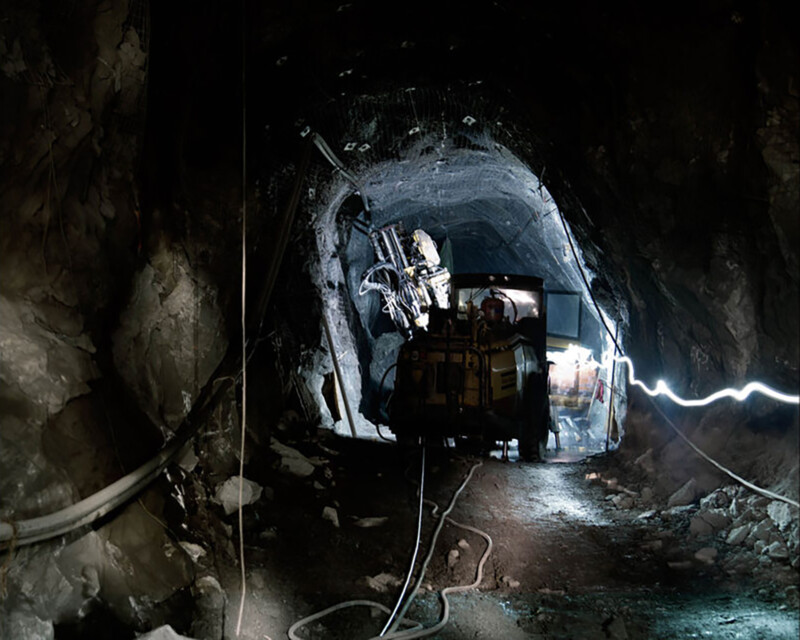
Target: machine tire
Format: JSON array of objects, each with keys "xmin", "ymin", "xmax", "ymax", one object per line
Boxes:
[
  {"xmin": 518, "ymin": 427, "xmax": 537, "ymax": 461},
  {"xmin": 520, "ymin": 382, "xmax": 550, "ymax": 462},
  {"xmin": 538, "ymin": 402, "xmax": 551, "ymax": 459}
]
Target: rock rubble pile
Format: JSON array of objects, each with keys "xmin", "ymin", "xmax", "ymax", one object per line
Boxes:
[{"xmin": 585, "ymin": 448, "xmax": 799, "ymax": 606}]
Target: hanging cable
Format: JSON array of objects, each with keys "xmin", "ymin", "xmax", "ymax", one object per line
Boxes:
[
  {"xmin": 604, "ymin": 321, "xmax": 620, "ymax": 453},
  {"xmin": 379, "ymin": 445, "xmax": 427, "ymax": 636},
  {"xmin": 235, "ymin": 1, "xmax": 248, "ymax": 634},
  {"xmin": 383, "ymin": 461, "xmax": 484, "ymax": 636},
  {"xmin": 555, "ymin": 206, "xmax": 621, "ymax": 353},
  {"xmin": 553, "ymin": 202, "xmax": 799, "ymax": 508},
  {"xmin": 646, "ymin": 394, "xmax": 799, "ymax": 508}
]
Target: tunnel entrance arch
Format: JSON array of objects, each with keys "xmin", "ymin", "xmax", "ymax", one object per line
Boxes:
[{"xmin": 280, "ymin": 90, "xmax": 626, "ymax": 453}]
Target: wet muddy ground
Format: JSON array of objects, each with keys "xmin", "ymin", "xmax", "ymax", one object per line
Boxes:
[{"xmin": 207, "ymin": 433, "xmax": 799, "ymax": 639}]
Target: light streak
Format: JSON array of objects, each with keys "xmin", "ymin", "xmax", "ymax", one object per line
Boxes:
[
  {"xmin": 547, "ymin": 343, "xmax": 599, "ymax": 371},
  {"xmin": 609, "ymin": 355, "xmax": 800, "ymax": 407}
]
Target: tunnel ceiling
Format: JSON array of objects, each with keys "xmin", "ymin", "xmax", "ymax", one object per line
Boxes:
[
  {"xmin": 355, "ymin": 140, "xmax": 587, "ymax": 290},
  {"xmin": 328, "ymin": 132, "xmax": 595, "ymax": 289},
  {"xmin": 312, "ymin": 127, "xmax": 613, "ymax": 426}
]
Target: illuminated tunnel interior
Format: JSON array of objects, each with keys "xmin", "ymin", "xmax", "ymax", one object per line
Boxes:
[
  {"xmin": 0, "ymin": 1, "xmax": 798, "ymax": 639},
  {"xmin": 305, "ymin": 121, "xmax": 609, "ymax": 436}
]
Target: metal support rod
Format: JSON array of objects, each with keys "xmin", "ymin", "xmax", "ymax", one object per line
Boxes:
[
  {"xmin": 605, "ymin": 320, "xmax": 620, "ymax": 452},
  {"xmin": 586, "ymin": 373, "xmax": 600, "ymax": 422},
  {"xmin": 322, "ymin": 312, "xmax": 358, "ymax": 438}
]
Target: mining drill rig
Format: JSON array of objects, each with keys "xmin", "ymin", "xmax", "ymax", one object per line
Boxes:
[{"xmin": 361, "ymin": 223, "xmax": 551, "ymax": 460}]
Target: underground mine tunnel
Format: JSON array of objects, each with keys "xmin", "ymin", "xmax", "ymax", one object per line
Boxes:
[{"xmin": 1, "ymin": 1, "xmax": 799, "ymax": 639}]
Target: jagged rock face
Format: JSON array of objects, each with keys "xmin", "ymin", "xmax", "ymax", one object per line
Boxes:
[
  {"xmin": 0, "ymin": 0, "xmax": 240, "ymax": 515},
  {"xmin": 112, "ymin": 243, "xmax": 227, "ymax": 436},
  {"xmin": 565, "ymin": 32, "xmax": 800, "ymax": 393},
  {"xmin": 0, "ymin": 0, "xmax": 148, "ymax": 520},
  {"xmin": 0, "ymin": 2, "xmax": 236, "ymax": 633}
]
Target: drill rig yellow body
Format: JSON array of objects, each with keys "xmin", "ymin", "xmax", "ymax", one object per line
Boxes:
[{"xmin": 389, "ymin": 273, "xmax": 551, "ymax": 460}]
